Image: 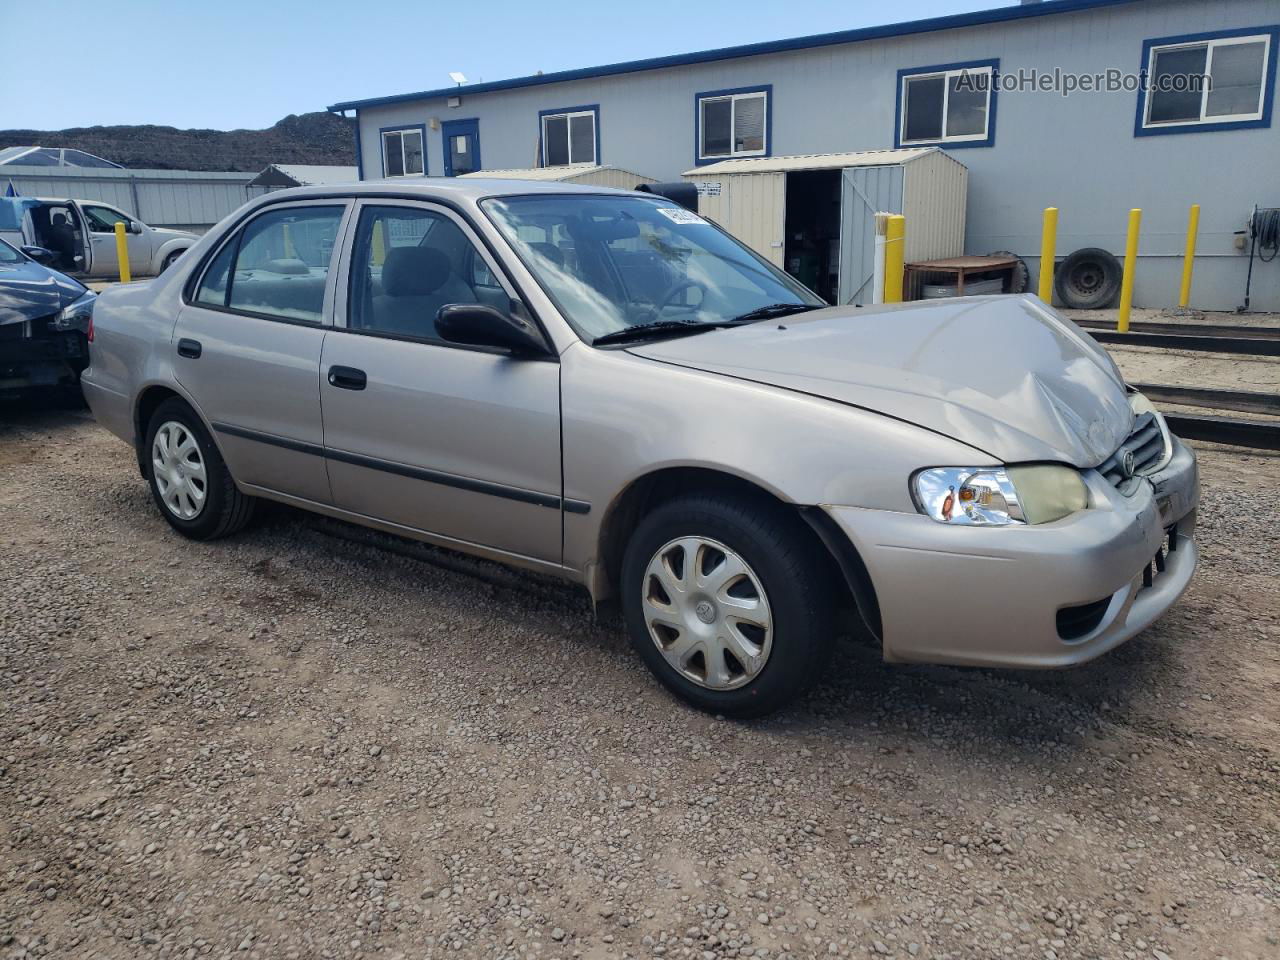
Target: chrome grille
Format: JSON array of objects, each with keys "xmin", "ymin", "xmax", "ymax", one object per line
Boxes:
[{"xmin": 1099, "ymin": 412, "xmax": 1169, "ymax": 493}]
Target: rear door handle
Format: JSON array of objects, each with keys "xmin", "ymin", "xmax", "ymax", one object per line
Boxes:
[
  {"xmin": 177, "ymin": 338, "xmax": 202, "ymax": 359},
  {"xmin": 327, "ymin": 365, "xmax": 367, "ymax": 391}
]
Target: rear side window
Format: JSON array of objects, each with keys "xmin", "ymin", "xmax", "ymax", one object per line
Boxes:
[{"xmin": 194, "ymin": 205, "xmax": 344, "ymax": 323}]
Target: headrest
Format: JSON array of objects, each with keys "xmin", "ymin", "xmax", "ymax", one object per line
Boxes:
[
  {"xmin": 528, "ymin": 241, "xmax": 564, "ymax": 269},
  {"xmin": 51, "ymin": 213, "xmax": 68, "ymax": 226},
  {"xmin": 383, "ymin": 245, "xmax": 450, "ymax": 297}
]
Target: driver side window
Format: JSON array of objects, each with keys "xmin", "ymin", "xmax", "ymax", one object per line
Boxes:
[
  {"xmin": 347, "ymin": 205, "xmax": 493, "ymax": 342},
  {"xmin": 82, "ymin": 205, "xmax": 130, "ymax": 234}
]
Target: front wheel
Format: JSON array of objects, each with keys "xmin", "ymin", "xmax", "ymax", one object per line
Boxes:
[
  {"xmin": 621, "ymin": 494, "xmax": 835, "ymax": 718},
  {"xmin": 144, "ymin": 397, "xmax": 255, "ymax": 540},
  {"xmin": 159, "ymin": 250, "xmax": 185, "ymax": 273}
]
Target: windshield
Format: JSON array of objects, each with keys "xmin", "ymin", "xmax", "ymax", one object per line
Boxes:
[
  {"xmin": 0, "ymin": 238, "xmax": 23, "ymax": 263},
  {"xmin": 481, "ymin": 194, "xmax": 824, "ymax": 341}
]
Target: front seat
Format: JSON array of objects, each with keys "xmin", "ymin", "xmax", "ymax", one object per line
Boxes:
[
  {"xmin": 46, "ymin": 213, "xmax": 77, "ymax": 271},
  {"xmin": 371, "ymin": 246, "xmax": 476, "ymax": 340}
]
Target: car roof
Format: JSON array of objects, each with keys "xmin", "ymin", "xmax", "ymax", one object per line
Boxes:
[{"xmin": 256, "ymin": 177, "xmax": 643, "ymax": 205}]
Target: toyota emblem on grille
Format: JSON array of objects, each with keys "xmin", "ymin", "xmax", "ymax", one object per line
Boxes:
[{"xmin": 1121, "ymin": 449, "xmax": 1137, "ymax": 478}]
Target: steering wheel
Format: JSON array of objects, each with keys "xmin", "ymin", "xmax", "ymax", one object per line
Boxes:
[{"xmin": 647, "ymin": 279, "xmax": 707, "ymax": 320}]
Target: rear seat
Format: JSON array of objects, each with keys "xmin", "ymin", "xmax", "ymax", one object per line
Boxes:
[{"xmin": 230, "ymin": 266, "xmax": 328, "ymax": 320}]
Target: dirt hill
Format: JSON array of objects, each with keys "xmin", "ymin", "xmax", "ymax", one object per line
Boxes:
[{"xmin": 0, "ymin": 112, "xmax": 356, "ymax": 172}]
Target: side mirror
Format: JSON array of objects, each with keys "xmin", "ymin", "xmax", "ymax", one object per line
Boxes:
[
  {"xmin": 21, "ymin": 245, "xmax": 55, "ymax": 265},
  {"xmin": 128, "ymin": 220, "xmax": 143, "ymax": 235},
  {"xmin": 436, "ymin": 303, "xmax": 547, "ymax": 356}
]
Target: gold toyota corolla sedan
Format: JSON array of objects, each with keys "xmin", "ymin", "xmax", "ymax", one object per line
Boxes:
[{"xmin": 80, "ymin": 180, "xmax": 1199, "ymax": 717}]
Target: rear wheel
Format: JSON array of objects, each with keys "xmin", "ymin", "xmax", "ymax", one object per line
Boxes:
[
  {"xmin": 144, "ymin": 397, "xmax": 254, "ymax": 540},
  {"xmin": 621, "ymin": 494, "xmax": 834, "ymax": 718}
]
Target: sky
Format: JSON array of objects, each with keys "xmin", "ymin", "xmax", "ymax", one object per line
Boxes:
[{"xmin": 10, "ymin": 0, "xmax": 1005, "ymax": 131}]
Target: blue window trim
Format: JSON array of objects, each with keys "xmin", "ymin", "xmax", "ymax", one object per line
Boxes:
[
  {"xmin": 1133, "ymin": 25, "xmax": 1278, "ymax": 138},
  {"xmin": 441, "ymin": 117, "xmax": 482, "ymax": 177},
  {"xmin": 894, "ymin": 58, "xmax": 999, "ymax": 149},
  {"xmin": 353, "ymin": 110, "xmax": 363, "ymax": 181},
  {"xmin": 377, "ymin": 123, "xmax": 428, "ymax": 177},
  {"xmin": 693, "ymin": 84, "xmax": 773, "ymax": 167},
  {"xmin": 537, "ymin": 104, "xmax": 601, "ymax": 166}
]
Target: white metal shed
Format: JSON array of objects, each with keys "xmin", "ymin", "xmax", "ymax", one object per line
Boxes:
[
  {"xmin": 683, "ymin": 148, "xmax": 967, "ymax": 305},
  {"xmin": 461, "ymin": 164, "xmax": 656, "ymax": 191}
]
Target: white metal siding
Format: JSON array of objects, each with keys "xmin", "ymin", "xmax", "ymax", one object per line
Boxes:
[
  {"xmin": 569, "ymin": 167, "xmax": 655, "ymax": 189},
  {"xmin": 0, "ymin": 165, "xmax": 265, "ymax": 229},
  {"xmin": 695, "ymin": 174, "xmax": 786, "ymax": 268},
  {"xmin": 901, "ymin": 151, "xmax": 966, "ymax": 263}
]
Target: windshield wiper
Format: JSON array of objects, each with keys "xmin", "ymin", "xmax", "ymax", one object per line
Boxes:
[
  {"xmin": 727, "ymin": 303, "xmax": 822, "ymax": 324},
  {"xmin": 592, "ymin": 319, "xmax": 730, "ymax": 346}
]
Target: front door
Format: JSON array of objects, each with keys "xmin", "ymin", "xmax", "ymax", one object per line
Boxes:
[
  {"xmin": 319, "ymin": 198, "xmax": 562, "ymax": 563},
  {"xmin": 173, "ymin": 199, "xmax": 350, "ymax": 505},
  {"xmin": 80, "ymin": 203, "xmax": 151, "ymax": 278},
  {"xmin": 441, "ymin": 119, "xmax": 481, "ymax": 177}
]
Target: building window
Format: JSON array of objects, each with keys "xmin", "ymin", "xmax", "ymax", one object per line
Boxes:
[
  {"xmin": 381, "ymin": 127, "xmax": 425, "ymax": 177},
  {"xmin": 696, "ymin": 86, "xmax": 770, "ymax": 162},
  {"xmin": 540, "ymin": 107, "xmax": 598, "ymax": 166},
  {"xmin": 896, "ymin": 61, "xmax": 997, "ymax": 148},
  {"xmin": 1137, "ymin": 27, "xmax": 1277, "ymax": 135}
]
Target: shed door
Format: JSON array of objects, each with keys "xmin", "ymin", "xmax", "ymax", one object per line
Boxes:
[
  {"xmin": 837, "ymin": 165, "xmax": 903, "ymax": 305},
  {"xmin": 701, "ymin": 173, "xmax": 785, "ymax": 269}
]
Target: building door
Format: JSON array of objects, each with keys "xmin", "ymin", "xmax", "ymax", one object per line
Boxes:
[{"xmin": 441, "ymin": 119, "xmax": 481, "ymax": 177}]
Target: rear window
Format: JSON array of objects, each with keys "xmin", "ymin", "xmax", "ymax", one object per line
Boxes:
[{"xmin": 193, "ymin": 205, "xmax": 344, "ymax": 323}]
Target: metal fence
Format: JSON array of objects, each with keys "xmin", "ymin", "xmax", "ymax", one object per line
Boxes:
[{"xmin": 0, "ymin": 165, "xmax": 269, "ymax": 232}]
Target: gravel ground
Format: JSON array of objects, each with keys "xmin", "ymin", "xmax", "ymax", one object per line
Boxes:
[{"xmin": 1, "ymin": 402, "xmax": 1278, "ymax": 960}]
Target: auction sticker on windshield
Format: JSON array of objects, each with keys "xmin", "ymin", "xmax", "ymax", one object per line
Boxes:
[{"xmin": 655, "ymin": 207, "xmax": 705, "ymax": 225}]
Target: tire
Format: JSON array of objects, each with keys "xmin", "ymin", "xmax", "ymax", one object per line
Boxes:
[
  {"xmin": 987, "ymin": 250, "xmax": 1029, "ymax": 294},
  {"xmin": 620, "ymin": 493, "xmax": 835, "ymax": 718},
  {"xmin": 160, "ymin": 250, "xmax": 184, "ymax": 273},
  {"xmin": 144, "ymin": 397, "xmax": 255, "ymax": 540},
  {"xmin": 1054, "ymin": 247, "xmax": 1122, "ymax": 309}
]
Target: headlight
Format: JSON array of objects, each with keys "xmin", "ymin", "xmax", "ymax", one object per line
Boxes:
[
  {"xmin": 54, "ymin": 291, "xmax": 96, "ymax": 333},
  {"xmin": 912, "ymin": 464, "xmax": 1088, "ymax": 526}
]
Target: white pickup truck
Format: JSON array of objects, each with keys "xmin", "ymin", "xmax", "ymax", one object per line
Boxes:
[{"xmin": 0, "ymin": 196, "xmax": 196, "ymax": 278}]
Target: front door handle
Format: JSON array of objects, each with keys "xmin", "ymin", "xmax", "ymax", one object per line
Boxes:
[
  {"xmin": 177, "ymin": 338, "xmax": 202, "ymax": 359},
  {"xmin": 327, "ymin": 365, "xmax": 367, "ymax": 391}
]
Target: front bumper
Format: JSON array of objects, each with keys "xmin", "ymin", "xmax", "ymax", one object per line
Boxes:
[
  {"xmin": 827, "ymin": 435, "xmax": 1199, "ymax": 669},
  {"xmin": 0, "ymin": 331, "xmax": 88, "ymax": 390}
]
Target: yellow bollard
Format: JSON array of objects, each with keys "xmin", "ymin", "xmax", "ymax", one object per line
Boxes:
[
  {"xmin": 114, "ymin": 221, "xmax": 131, "ymax": 284},
  {"xmin": 1038, "ymin": 207, "xmax": 1058, "ymax": 304},
  {"xmin": 884, "ymin": 214, "xmax": 905, "ymax": 304},
  {"xmin": 1117, "ymin": 208, "xmax": 1141, "ymax": 332},
  {"xmin": 1178, "ymin": 204, "xmax": 1200, "ymax": 309},
  {"xmin": 282, "ymin": 221, "xmax": 296, "ymax": 260},
  {"xmin": 371, "ymin": 219, "xmax": 387, "ymax": 266}
]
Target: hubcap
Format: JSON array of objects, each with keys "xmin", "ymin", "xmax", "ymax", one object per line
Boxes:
[
  {"xmin": 152, "ymin": 421, "xmax": 207, "ymax": 520},
  {"xmin": 641, "ymin": 536, "xmax": 773, "ymax": 691}
]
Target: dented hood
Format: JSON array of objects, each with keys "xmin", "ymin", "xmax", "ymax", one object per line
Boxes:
[{"xmin": 627, "ymin": 295, "xmax": 1132, "ymax": 467}]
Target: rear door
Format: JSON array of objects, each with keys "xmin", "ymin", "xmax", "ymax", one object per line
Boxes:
[
  {"xmin": 173, "ymin": 199, "xmax": 351, "ymax": 505},
  {"xmin": 319, "ymin": 198, "xmax": 563, "ymax": 562}
]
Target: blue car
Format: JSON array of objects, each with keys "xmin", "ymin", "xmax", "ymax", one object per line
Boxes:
[{"xmin": 0, "ymin": 238, "xmax": 96, "ymax": 394}]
